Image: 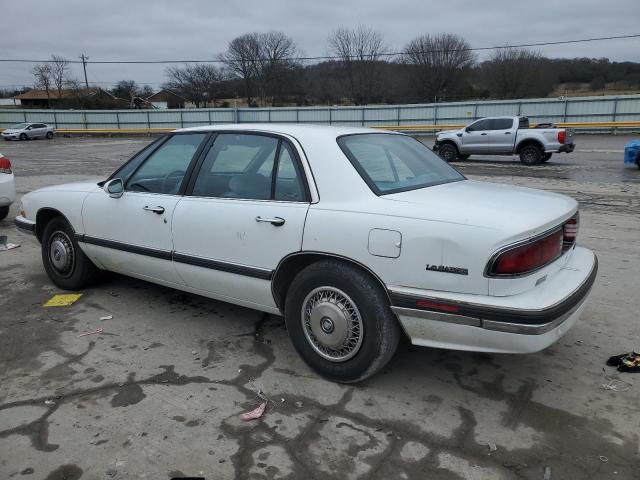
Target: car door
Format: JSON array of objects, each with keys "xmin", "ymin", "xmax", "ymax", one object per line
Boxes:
[
  {"xmin": 486, "ymin": 118, "xmax": 516, "ymax": 153},
  {"xmin": 81, "ymin": 132, "xmax": 208, "ymax": 284},
  {"xmin": 460, "ymin": 119, "xmax": 491, "ymax": 153},
  {"xmin": 172, "ymin": 133, "xmax": 310, "ymax": 310},
  {"xmin": 34, "ymin": 124, "xmax": 47, "ymax": 138}
]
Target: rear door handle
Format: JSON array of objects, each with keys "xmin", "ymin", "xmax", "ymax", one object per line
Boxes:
[
  {"xmin": 504, "ymin": 132, "xmax": 512, "ymax": 134},
  {"xmin": 256, "ymin": 216, "xmax": 285, "ymax": 227},
  {"xmin": 143, "ymin": 205, "xmax": 165, "ymax": 214},
  {"xmin": 480, "ymin": 133, "xmax": 488, "ymax": 136}
]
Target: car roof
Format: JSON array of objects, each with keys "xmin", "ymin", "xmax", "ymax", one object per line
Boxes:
[{"xmin": 174, "ymin": 123, "xmax": 396, "ymax": 140}]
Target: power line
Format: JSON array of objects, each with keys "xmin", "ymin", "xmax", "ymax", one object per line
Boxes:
[{"xmin": 0, "ymin": 33, "xmax": 639, "ymax": 64}]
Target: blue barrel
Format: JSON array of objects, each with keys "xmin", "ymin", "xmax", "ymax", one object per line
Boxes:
[{"xmin": 624, "ymin": 140, "xmax": 640, "ymax": 165}]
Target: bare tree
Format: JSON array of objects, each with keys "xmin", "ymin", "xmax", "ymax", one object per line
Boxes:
[
  {"xmin": 328, "ymin": 25, "xmax": 387, "ymax": 104},
  {"xmin": 50, "ymin": 55, "xmax": 70, "ymax": 102},
  {"xmin": 221, "ymin": 32, "xmax": 299, "ymax": 105},
  {"xmin": 112, "ymin": 80, "xmax": 139, "ymax": 105},
  {"xmin": 32, "ymin": 63, "xmax": 53, "ymax": 106},
  {"xmin": 165, "ymin": 64, "xmax": 225, "ymax": 107},
  {"xmin": 480, "ymin": 47, "xmax": 555, "ymax": 99},
  {"xmin": 403, "ymin": 33, "xmax": 475, "ymax": 102}
]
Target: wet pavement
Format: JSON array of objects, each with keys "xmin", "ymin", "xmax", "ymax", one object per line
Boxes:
[{"xmin": 0, "ymin": 134, "xmax": 639, "ymax": 479}]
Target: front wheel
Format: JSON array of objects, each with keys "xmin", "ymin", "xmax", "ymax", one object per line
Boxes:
[
  {"xmin": 284, "ymin": 260, "xmax": 400, "ymax": 383},
  {"xmin": 41, "ymin": 216, "xmax": 100, "ymax": 290},
  {"xmin": 457, "ymin": 153, "xmax": 470, "ymax": 160},
  {"xmin": 19, "ymin": 133, "xmax": 28, "ymax": 141},
  {"xmin": 437, "ymin": 143, "xmax": 458, "ymax": 162},
  {"xmin": 519, "ymin": 145, "xmax": 543, "ymax": 165},
  {"xmin": 0, "ymin": 206, "xmax": 9, "ymax": 221}
]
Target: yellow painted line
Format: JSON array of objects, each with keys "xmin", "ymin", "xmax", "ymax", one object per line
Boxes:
[{"xmin": 43, "ymin": 293, "xmax": 83, "ymax": 307}]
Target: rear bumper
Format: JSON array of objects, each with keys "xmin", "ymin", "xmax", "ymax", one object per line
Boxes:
[
  {"xmin": 390, "ymin": 247, "xmax": 597, "ymax": 353},
  {"xmin": 559, "ymin": 143, "xmax": 575, "ymax": 153}
]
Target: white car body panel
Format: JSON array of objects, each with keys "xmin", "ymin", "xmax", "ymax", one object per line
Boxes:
[
  {"xmin": 0, "ymin": 172, "xmax": 16, "ymax": 207},
  {"xmin": 15, "ymin": 124, "xmax": 597, "ymax": 355}
]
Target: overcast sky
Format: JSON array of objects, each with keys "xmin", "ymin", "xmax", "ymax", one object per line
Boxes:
[{"xmin": 3, "ymin": 0, "xmax": 640, "ymax": 90}]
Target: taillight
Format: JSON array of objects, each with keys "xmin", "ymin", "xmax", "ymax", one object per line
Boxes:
[
  {"xmin": 0, "ymin": 155, "xmax": 11, "ymax": 174},
  {"xmin": 558, "ymin": 130, "xmax": 566, "ymax": 144},
  {"xmin": 488, "ymin": 229, "xmax": 563, "ymax": 276},
  {"xmin": 563, "ymin": 212, "xmax": 579, "ymax": 249}
]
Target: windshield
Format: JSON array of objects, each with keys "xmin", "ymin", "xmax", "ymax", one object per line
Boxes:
[
  {"xmin": 338, "ymin": 133, "xmax": 465, "ymax": 195},
  {"xmin": 10, "ymin": 123, "xmax": 29, "ymax": 129}
]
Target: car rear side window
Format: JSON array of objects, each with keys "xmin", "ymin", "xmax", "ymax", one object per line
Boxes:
[
  {"xmin": 338, "ymin": 134, "xmax": 465, "ymax": 195},
  {"xmin": 491, "ymin": 118, "xmax": 514, "ymax": 130}
]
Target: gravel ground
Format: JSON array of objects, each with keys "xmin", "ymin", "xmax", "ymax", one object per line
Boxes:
[{"xmin": 0, "ymin": 134, "xmax": 639, "ymax": 480}]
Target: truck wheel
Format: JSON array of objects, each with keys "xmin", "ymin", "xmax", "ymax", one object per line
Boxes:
[
  {"xmin": 41, "ymin": 216, "xmax": 100, "ymax": 290},
  {"xmin": 284, "ymin": 260, "xmax": 400, "ymax": 383},
  {"xmin": 438, "ymin": 143, "xmax": 458, "ymax": 162},
  {"xmin": 519, "ymin": 145, "xmax": 543, "ymax": 165},
  {"xmin": 457, "ymin": 153, "xmax": 470, "ymax": 160},
  {"xmin": 540, "ymin": 153, "xmax": 553, "ymax": 163},
  {"xmin": 0, "ymin": 206, "xmax": 9, "ymax": 221}
]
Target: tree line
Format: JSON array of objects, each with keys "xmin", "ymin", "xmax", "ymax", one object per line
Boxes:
[{"xmin": 3, "ymin": 26, "xmax": 640, "ymax": 107}]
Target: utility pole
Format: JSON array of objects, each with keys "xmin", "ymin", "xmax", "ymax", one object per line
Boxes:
[{"xmin": 79, "ymin": 54, "xmax": 89, "ymax": 89}]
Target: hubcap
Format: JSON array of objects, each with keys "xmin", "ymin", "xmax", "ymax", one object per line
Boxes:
[
  {"xmin": 301, "ymin": 287, "xmax": 363, "ymax": 362},
  {"xmin": 49, "ymin": 231, "xmax": 75, "ymax": 277}
]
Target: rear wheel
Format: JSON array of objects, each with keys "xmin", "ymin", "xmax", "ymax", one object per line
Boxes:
[
  {"xmin": 437, "ymin": 143, "xmax": 458, "ymax": 162},
  {"xmin": 284, "ymin": 260, "xmax": 400, "ymax": 383},
  {"xmin": 46, "ymin": 131, "xmax": 54, "ymax": 139},
  {"xmin": 457, "ymin": 153, "xmax": 470, "ymax": 160},
  {"xmin": 540, "ymin": 153, "xmax": 553, "ymax": 163},
  {"xmin": 41, "ymin": 216, "xmax": 100, "ymax": 290},
  {"xmin": 519, "ymin": 145, "xmax": 543, "ymax": 165},
  {"xmin": 19, "ymin": 133, "xmax": 27, "ymax": 141},
  {"xmin": 0, "ymin": 206, "xmax": 9, "ymax": 221}
]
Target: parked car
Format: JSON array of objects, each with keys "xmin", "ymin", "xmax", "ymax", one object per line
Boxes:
[
  {"xmin": 0, "ymin": 153, "xmax": 16, "ymax": 220},
  {"xmin": 2, "ymin": 122, "xmax": 55, "ymax": 141},
  {"xmin": 14, "ymin": 125, "xmax": 597, "ymax": 382},
  {"xmin": 433, "ymin": 116, "xmax": 575, "ymax": 165}
]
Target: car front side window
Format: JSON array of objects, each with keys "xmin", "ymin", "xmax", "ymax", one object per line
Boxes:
[{"xmin": 126, "ymin": 133, "xmax": 206, "ymax": 194}]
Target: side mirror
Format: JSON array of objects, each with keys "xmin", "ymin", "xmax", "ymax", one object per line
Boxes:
[
  {"xmin": 465, "ymin": 127, "xmax": 471, "ymax": 133},
  {"xmin": 104, "ymin": 178, "xmax": 124, "ymax": 198}
]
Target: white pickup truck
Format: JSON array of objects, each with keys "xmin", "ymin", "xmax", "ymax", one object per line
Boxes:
[{"xmin": 433, "ymin": 116, "xmax": 575, "ymax": 165}]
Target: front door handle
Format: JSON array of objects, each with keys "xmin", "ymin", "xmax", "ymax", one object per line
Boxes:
[
  {"xmin": 504, "ymin": 131, "xmax": 512, "ymax": 134},
  {"xmin": 143, "ymin": 205, "xmax": 165, "ymax": 214},
  {"xmin": 481, "ymin": 133, "xmax": 488, "ymax": 136},
  {"xmin": 256, "ymin": 216, "xmax": 285, "ymax": 227}
]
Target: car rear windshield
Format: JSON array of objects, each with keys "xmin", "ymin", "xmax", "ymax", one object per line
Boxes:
[{"xmin": 337, "ymin": 133, "xmax": 465, "ymax": 195}]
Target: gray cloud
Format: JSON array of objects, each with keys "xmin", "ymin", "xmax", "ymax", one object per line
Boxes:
[{"xmin": 2, "ymin": 0, "xmax": 639, "ymax": 88}]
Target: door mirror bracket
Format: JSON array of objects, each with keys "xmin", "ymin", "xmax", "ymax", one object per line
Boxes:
[{"xmin": 104, "ymin": 178, "xmax": 124, "ymax": 198}]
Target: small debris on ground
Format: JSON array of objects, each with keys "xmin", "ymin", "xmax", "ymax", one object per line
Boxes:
[
  {"xmin": 100, "ymin": 315, "xmax": 113, "ymax": 321},
  {"xmin": 78, "ymin": 327, "xmax": 104, "ymax": 337},
  {"xmin": 44, "ymin": 293, "xmax": 83, "ymax": 307},
  {"xmin": 599, "ymin": 456, "xmax": 609, "ymax": 463},
  {"xmin": 543, "ymin": 465, "xmax": 552, "ymax": 480},
  {"xmin": 488, "ymin": 442, "xmax": 498, "ymax": 453},
  {"xmin": 241, "ymin": 402, "xmax": 266, "ymax": 421},
  {"xmin": 44, "ymin": 399, "xmax": 55, "ymax": 405},
  {"xmin": 0, "ymin": 235, "xmax": 19, "ymax": 251},
  {"xmin": 295, "ymin": 401, "xmax": 303, "ymax": 408}
]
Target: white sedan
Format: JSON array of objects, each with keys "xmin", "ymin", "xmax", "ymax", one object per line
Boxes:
[
  {"xmin": 14, "ymin": 125, "xmax": 597, "ymax": 382},
  {"xmin": 0, "ymin": 153, "xmax": 16, "ymax": 220}
]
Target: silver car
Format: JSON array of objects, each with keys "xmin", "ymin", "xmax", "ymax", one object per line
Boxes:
[{"xmin": 2, "ymin": 122, "xmax": 55, "ymax": 141}]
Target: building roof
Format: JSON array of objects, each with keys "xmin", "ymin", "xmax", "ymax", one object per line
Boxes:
[
  {"xmin": 146, "ymin": 89, "xmax": 187, "ymax": 102},
  {"xmin": 16, "ymin": 87, "xmax": 116, "ymax": 100}
]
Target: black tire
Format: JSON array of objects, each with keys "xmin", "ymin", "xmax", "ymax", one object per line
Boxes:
[
  {"xmin": 46, "ymin": 131, "xmax": 54, "ymax": 139},
  {"xmin": 19, "ymin": 133, "xmax": 28, "ymax": 141},
  {"xmin": 0, "ymin": 206, "xmax": 9, "ymax": 221},
  {"xmin": 438, "ymin": 143, "xmax": 458, "ymax": 162},
  {"xmin": 519, "ymin": 145, "xmax": 543, "ymax": 165},
  {"xmin": 540, "ymin": 153, "xmax": 553, "ymax": 163},
  {"xmin": 284, "ymin": 260, "xmax": 400, "ymax": 383},
  {"xmin": 41, "ymin": 216, "xmax": 100, "ymax": 290},
  {"xmin": 457, "ymin": 153, "xmax": 470, "ymax": 160}
]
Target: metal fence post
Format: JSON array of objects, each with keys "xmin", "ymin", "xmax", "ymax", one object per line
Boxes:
[
  {"xmin": 53, "ymin": 110, "xmax": 58, "ymax": 129},
  {"xmin": 473, "ymin": 103, "xmax": 478, "ymax": 120},
  {"xmin": 328, "ymin": 107, "xmax": 332, "ymax": 125},
  {"xmin": 180, "ymin": 110, "xmax": 184, "ymax": 128},
  {"xmin": 116, "ymin": 112, "xmax": 120, "ymax": 130},
  {"xmin": 268, "ymin": 108, "xmax": 271, "ymax": 123},
  {"xmin": 563, "ymin": 99, "xmax": 569, "ymax": 123},
  {"xmin": 147, "ymin": 111, "xmax": 151, "ymax": 130},
  {"xmin": 208, "ymin": 109, "xmax": 212, "ymax": 125},
  {"xmin": 296, "ymin": 109, "xmax": 299, "ymax": 123},
  {"xmin": 361, "ymin": 107, "xmax": 365, "ymax": 127},
  {"xmin": 612, "ymin": 97, "xmax": 619, "ymax": 135},
  {"xmin": 434, "ymin": 103, "xmax": 438, "ymax": 126},
  {"xmin": 397, "ymin": 106, "xmax": 401, "ymax": 126}
]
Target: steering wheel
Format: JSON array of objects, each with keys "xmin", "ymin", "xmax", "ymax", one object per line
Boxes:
[{"xmin": 161, "ymin": 170, "xmax": 185, "ymax": 194}]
